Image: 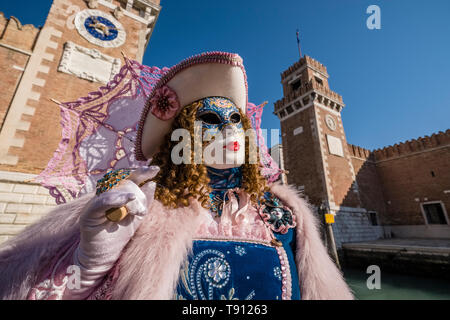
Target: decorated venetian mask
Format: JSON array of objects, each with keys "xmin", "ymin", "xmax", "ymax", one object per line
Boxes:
[{"xmin": 196, "ymin": 97, "xmax": 245, "ymax": 169}]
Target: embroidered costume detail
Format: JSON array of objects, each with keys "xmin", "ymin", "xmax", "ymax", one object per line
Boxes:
[
  {"xmin": 29, "ymin": 245, "xmax": 119, "ymax": 300},
  {"xmin": 275, "ymin": 245, "xmax": 292, "ymax": 300},
  {"xmin": 207, "ymin": 167, "xmax": 243, "ymax": 217},
  {"xmin": 29, "ymin": 271, "xmax": 69, "ymax": 300},
  {"xmin": 176, "ymin": 239, "xmax": 290, "ymax": 300},
  {"xmin": 273, "ymin": 267, "xmax": 282, "ymax": 281},
  {"xmin": 235, "ymin": 245, "xmax": 246, "ymax": 256},
  {"xmin": 95, "ymin": 169, "xmax": 131, "ymax": 196},
  {"xmin": 28, "ymin": 241, "xmax": 79, "ymax": 300},
  {"xmin": 260, "ymin": 192, "xmax": 296, "ymax": 234}
]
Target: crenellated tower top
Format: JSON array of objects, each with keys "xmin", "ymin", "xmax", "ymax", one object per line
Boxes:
[{"xmin": 274, "ymin": 55, "xmax": 344, "ymax": 120}]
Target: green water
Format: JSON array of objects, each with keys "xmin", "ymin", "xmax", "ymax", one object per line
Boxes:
[{"xmin": 343, "ymin": 268, "xmax": 450, "ymax": 300}]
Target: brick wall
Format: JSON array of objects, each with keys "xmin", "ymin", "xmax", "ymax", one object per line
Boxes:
[
  {"xmin": 0, "ymin": 48, "xmax": 29, "ymax": 129},
  {"xmin": 280, "ymin": 106, "xmax": 326, "ymax": 205},
  {"xmin": 374, "ymin": 131, "xmax": 450, "ymax": 226},
  {"xmin": 0, "ymin": 14, "xmax": 39, "ymax": 132},
  {"xmin": 348, "ymin": 144, "xmax": 387, "ymax": 220},
  {"xmin": 0, "ymin": 14, "xmax": 39, "ymax": 51},
  {"xmin": 344, "ymin": 131, "xmax": 450, "ymax": 227}
]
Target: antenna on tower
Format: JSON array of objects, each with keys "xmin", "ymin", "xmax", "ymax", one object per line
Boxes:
[{"xmin": 296, "ymin": 29, "xmax": 303, "ymax": 59}]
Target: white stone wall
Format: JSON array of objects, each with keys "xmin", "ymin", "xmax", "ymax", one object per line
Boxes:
[
  {"xmin": 0, "ymin": 171, "xmax": 57, "ymax": 245},
  {"xmin": 385, "ymin": 225, "xmax": 450, "ymax": 239},
  {"xmin": 332, "ymin": 209, "xmax": 385, "ymax": 248}
]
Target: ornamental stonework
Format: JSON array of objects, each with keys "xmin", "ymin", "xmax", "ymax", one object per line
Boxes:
[{"xmin": 58, "ymin": 41, "xmax": 121, "ymax": 83}]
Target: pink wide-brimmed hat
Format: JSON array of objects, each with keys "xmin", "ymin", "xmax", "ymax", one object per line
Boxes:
[{"xmin": 135, "ymin": 51, "xmax": 248, "ymax": 161}]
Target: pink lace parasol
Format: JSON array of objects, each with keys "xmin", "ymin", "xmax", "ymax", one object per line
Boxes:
[{"xmin": 247, "ymin": 102, "xmax": 282, "ymax": 183}]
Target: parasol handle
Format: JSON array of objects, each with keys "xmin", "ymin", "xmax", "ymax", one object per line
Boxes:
[
  {"xmin": 105, "ymin": 207, "xmax": 129, "ymax": 222},
  {"xmin": 105, "ymin": 178, "xmax": 154, "ymax": 223}
]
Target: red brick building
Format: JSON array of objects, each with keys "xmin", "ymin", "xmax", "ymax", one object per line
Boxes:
[
  {"xmin": 0, "ymin": 0, "xmax": 161, "ymax": 243},
  {"xmin": 274, "ymin": 56, "xmax": 450, "ymax": 247}
]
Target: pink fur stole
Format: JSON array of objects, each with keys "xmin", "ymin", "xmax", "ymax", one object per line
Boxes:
[{"xmin": 0, "ymin": 183, "xmax": 353, "ymax": 300}]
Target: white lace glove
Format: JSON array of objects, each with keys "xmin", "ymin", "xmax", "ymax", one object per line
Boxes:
[{"xmin": 63, "ymin": 167, "xmax": 156, "ymax": 299}]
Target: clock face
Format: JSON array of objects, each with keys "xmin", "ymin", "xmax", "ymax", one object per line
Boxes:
[
  {"xmin": 75, "ymin": 9, "xmax": 126, "ymax": 48},
  {"xmin": 85, "ymin": 16, "xmax": 118, "ymax": 41},
  {"xmin": 325, "ymin": 115, "xmax": 337, "ymax": 131}
]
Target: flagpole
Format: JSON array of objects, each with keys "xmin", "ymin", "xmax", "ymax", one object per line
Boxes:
[{"xmin": 296, "ymin": 29, "xmax": 302, "ymax": 59}]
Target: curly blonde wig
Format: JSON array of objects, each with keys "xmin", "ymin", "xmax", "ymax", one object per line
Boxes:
[{"xmin": 149, "ymin": 99, "xmax": 269, "ymax": 209}]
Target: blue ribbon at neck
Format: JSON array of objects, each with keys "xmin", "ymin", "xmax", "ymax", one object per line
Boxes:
[{"xmin": 206, "ymin": 166, "xmax": 243, "ymax": 216}]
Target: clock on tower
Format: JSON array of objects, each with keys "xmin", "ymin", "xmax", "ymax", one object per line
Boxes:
[{"xmin": 75, "ymin": 9, "xmax": 126, "ymax": 48}]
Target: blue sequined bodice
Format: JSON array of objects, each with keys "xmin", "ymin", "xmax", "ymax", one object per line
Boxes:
[{"xmin": 175, "ymin": 238, "xmax": 299, "ymax": 300}]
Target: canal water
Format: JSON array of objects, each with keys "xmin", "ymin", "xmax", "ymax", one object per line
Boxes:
[{"xmin": 343, "ymin": 268, "xmax": 450, "ymax": 300}]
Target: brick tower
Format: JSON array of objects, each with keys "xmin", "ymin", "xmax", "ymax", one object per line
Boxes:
[
  {"xmin": 0, "ymin": 0, "xmax": 161, "ymax": 243},
  {"xmin": 274, "ymin": 56, "xmax": 384, "ymax": 246},
  {"xmin": 275, "ymin": 56, "xmax": 362, "ymax": 208}
]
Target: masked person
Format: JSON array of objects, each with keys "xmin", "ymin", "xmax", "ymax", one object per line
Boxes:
[{"xmin": 0, "ymin": 52, "xmax": 353, "ymax": 300}]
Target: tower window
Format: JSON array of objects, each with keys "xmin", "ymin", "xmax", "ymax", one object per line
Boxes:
[
  {"xmin": 431, "ymin": 171, "xmax": 435, "ymax": 177},
  {"xmin": 422, "ymin": 202, "xmax": 448, "ymax": 224},
  {"xmin": 291, "ymin": 79, "xmax": 302, "ymax": 91},
  {"xmin": 302, "ymin": 97, "xmax": 310, "ymax": 105},
  {"xmin": 286, "ymin": 106, "xmax": 294, "ymax": 114},
  {"xmin": 315, "ymin": 77, "xmax": 323, "ymax": 86}
]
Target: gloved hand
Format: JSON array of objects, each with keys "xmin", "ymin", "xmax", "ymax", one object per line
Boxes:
[{"xmin": 64, "ymin": 166, "xmax": 156, "ymax": 299}]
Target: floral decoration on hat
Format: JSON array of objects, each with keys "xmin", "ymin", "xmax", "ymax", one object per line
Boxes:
[{"xmin": 149, "ymin": 85, "xmax": 180, "ymax": 121}]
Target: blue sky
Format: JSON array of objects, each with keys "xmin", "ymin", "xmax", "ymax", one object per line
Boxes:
[{"xmin": 2, "ymin": 0, "xmax": 449, "ymax": 150}]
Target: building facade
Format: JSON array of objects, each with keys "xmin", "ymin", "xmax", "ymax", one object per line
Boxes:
[
  {"xmin": 274, "ymin": 56, "xmax": 450, "ymax": 247},
  {"xmin": 0, "ymin": 0, "xmax": 161, "ymax": 244}
]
